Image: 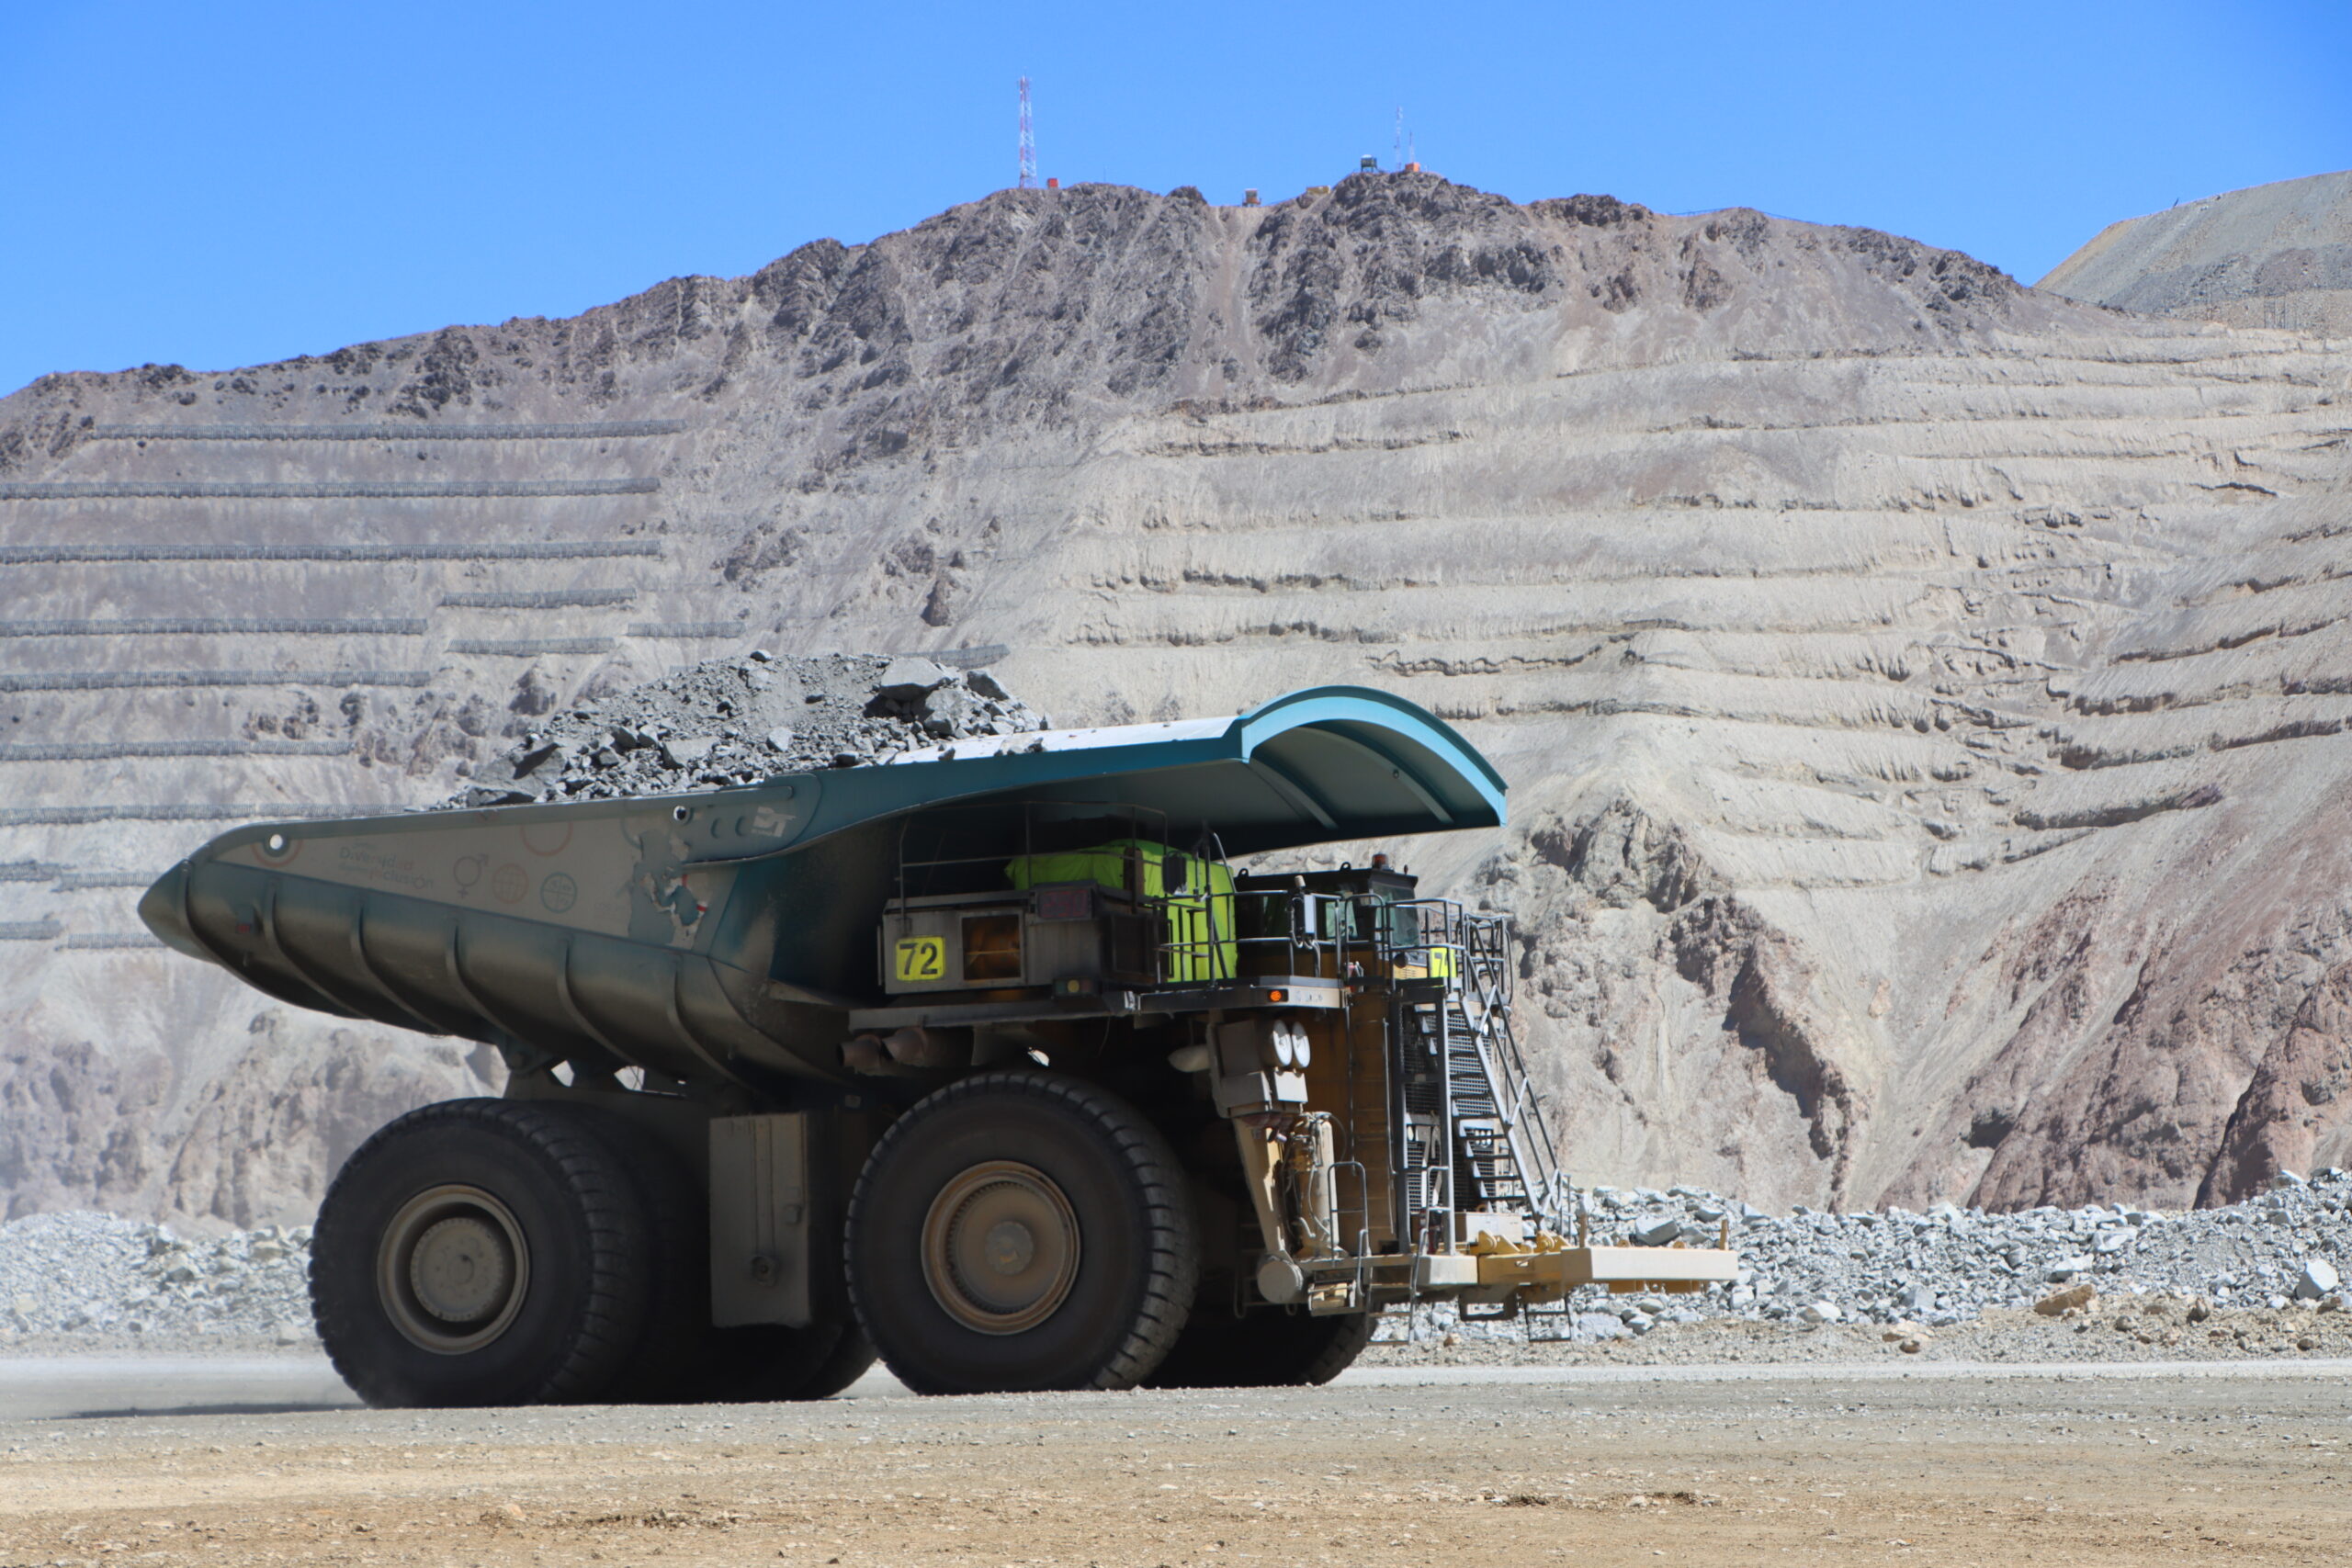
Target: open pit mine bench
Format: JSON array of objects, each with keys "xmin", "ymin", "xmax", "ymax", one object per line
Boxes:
[{"xmin": 141, "ymin": 687, "xmax": 1736, "ymax": 1404}]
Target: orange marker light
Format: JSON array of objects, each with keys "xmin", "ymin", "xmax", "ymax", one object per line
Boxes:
[{"xmin": 1268, "ymin": 989, "xmax": 1286, "ymax": 1003}]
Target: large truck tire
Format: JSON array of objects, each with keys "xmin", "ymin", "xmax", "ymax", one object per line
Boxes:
[
  {"xmin": 697, "ymin": 1322, "xmax": 878, "ymax": 1402},
  {"xmin": 585, "ymin": 1113, "xmax": 876, "ymax": 1404},
  {"xmin": 311, "ymin": 1099, "xmax": 654, "ymax": 1408},
  {"xmin": 1144, "ymin": 1303, "xmax": 1377, "ymax": 1388},
  {"xmin": 572, "ymin": 1108, "xmax": 722, "ymax": 1404},
  {"xmin": 845, "ymin": 1071, "xmax": 1196, "ymax": 1394}
]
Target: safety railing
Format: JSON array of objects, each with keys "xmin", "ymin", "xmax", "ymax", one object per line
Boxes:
[
  {"xmin": 1374, "ymin": 898, "xmax": 1571, "ymax": 1235},
  {"xmin": 1153, "ymin": 886, "xmax": 1410, "ymax": 989}
]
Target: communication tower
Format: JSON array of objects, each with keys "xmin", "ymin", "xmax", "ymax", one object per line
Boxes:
[{"xmin": 1018, "ymin": 77, "xmax": 1037, "ymax": 190}]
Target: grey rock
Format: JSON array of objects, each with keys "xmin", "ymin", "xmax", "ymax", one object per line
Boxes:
[
  {"xmin": 1574, "ymin": 1311, "xmax": 1628, "ymax": 1340},
  {"xmin": 512, "ymin": 741, "xmax": 565, "ymax": 777},
  {"xmin": 876, "ymin": 657, "xmax": 956, "ymax": 700}
]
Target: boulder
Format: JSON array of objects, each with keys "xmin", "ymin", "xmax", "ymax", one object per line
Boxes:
[
  {"xmin": 876, "ymin": 658, "xmax": 956, "ymax": 701},
  {"xmin": 2035, "ymin": 1282, "xmax": 2098, "ymax": 1316}
]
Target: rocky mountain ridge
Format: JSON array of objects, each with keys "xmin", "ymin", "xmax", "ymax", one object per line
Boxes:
[{"xmin": 3, "ymin": 171, "xmax": 2349, "ymax": 1224}]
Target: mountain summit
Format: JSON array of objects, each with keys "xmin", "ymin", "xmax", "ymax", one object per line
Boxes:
[{"xmin": 3, "ymin": 173, "xmax": 2349, "ymax": 1224}]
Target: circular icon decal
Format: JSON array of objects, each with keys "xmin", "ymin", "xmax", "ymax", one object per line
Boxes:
[
  {"xmin": 452, "ymin": 855, "xmax": 484, "ymax": 893},
  {"xmin": 252, "ymin": 830, "xmax": 301, "ymax": 867},
  {"xmin": 520, "ymin": 820, "xmax": 572, "ymax": 857},
  {"xmin": 491, "ymin": 863, "xmax": 528, "ymax": 905},
  {"xmin": 539, "ymin": 873, "xmax": 578, "ymax": 914}
]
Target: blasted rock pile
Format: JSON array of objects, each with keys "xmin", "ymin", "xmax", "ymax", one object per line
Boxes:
[
  {"xmin": 1386, "ymin": 1169, "xmax": 2352, "ymax": 1346},
  {"xmin": 0, "ymin": 1211, "xmax": 316, "ymax": 1352},
  {"xmin": 447, "ymin": 652, "xmax": 1047, "ymax": 809},
  {"xmin": 1686, "ymin": 1172, "xmax": 2347, "ymax": 1327}
]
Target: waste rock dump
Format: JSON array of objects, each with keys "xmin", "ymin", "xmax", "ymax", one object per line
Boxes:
[
  {"xmin": 0, "ymin": 1212, "xmax": 317, "ymax": 1352},
  {"xmin": 1362, "ymin": 1169, "xmax": 2352, "ymax": 1353}
]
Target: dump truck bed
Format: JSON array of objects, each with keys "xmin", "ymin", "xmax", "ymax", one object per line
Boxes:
[{"xmin": 140, "ymin": 687, "xmax": 1510, "ymax": 1092}]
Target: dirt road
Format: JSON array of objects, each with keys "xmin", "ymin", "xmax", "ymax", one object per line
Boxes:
[{"xmin": 3, "ymin": 1362, "xmax": 2347, "ymax": 1566}]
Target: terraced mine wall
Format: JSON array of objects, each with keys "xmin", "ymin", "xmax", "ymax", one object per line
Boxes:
[{"xmin": 3, "ymin": 173, "xmax": 2350, "ymax": 1226}]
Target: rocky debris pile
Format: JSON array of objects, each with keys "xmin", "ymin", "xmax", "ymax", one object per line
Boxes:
[
  {"xmin": 7, "ymin": 1172, "xmax": 2351, "ymax": 1361},
  {"xmin": 447, "ymin": 652, "xmax": 1047, "ymax": 808},
  {"xmin": 1383, "ymin": 1168, "xmax": 2352, "ymax": 1346},
  {"xmin": 0, "ymin": 1212, "xmax": 316, "ymax": 1352}
]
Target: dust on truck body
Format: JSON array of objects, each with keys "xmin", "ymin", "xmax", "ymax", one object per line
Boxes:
[{"xmin": 141, "ymin": 686, "xmax": 1735, "ymax": 1404}]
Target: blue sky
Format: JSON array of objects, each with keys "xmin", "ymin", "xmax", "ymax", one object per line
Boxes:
[{"xmin": 2, "ymin": 0, "xmax": 2346, "ymax": 396}]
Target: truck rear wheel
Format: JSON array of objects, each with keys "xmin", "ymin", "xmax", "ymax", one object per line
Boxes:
[
  {"xmin": 696, "ymin": 1322, "xmax": 877, "ymax": 1401},
  {"xmin": 311, "ymin": 1099, "xmax": 653, "ymax": 1408},
  {"xmin": 1144, "ymin": 1303, "xmax": 1376, "ymax": 1388},
  {"xmin": 582, "ymin": 1113, "xmax": 876, "ymax": 1404},
  {"xmin": 845, "ymin": 1071, "xmax": 1196, "ymax": 1394}
]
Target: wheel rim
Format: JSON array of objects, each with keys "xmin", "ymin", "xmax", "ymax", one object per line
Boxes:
[
  {"xmin": 375, "ymin": 1183, "xmax": 531, "ymax": 1355},
  {"xmin": 919, "ymin": 1160, "xmax": 1081, "ymax": 1336}
]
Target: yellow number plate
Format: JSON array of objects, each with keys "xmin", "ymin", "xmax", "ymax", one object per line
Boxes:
[{"xmin": 894, "ymin": 935, "xmax": 946, "ymax": 983}]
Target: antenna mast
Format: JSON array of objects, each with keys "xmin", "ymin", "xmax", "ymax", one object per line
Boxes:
[
  {"xmin": 1392, "ymin": 107, "xmax": 1405, "ymax": 173},
  {"xmin": 1018, "ymin": 77, "xmax": 1037, "ymax": 190}
]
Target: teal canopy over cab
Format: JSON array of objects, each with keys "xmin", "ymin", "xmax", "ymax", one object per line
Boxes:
[{"xmin": 803, "ymin": 685, "xmax": 1507, "ymax": 855}]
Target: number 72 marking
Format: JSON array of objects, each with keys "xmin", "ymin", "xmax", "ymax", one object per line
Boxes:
[{"xmin": 895, "ymin": 935, "xmax": 946, "ymax": 982}]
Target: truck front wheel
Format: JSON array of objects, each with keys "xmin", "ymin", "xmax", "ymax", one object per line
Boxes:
[
  {"xmin": 845, "ymin": 1072, "xmax": 1196, "ymax": 1393},
  {"xmin": 311, "ymin": 1100, "xmax": 653, "ymax": 1407}
]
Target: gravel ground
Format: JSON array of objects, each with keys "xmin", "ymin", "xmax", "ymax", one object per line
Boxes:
[
  {"xmin": 5, "ymin": 1366, "xmax": 2346, "ymax": 1567},
  {"xmin": 441, "ymin": 650, "xmax": 1047, "ymax": 809},
  {"xmin": 1364, "ymin": 1296, "xmax": 2352, "ymax": 1368}
]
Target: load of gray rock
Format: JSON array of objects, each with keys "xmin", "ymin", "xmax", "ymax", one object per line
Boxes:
[
  {"xmin": 445, "ymin": 652, "xmax": 1047, "ymax": 809},
  {"xmin": 0, "ymin": 1211, "xmax": 316, "ymax": 1351},
  {"xmin": 1390, "ymin": 1167, "xmax": 2352, "ymax": 1344}
]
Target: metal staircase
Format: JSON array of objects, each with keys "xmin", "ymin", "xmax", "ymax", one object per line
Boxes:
[{"xmin": 1390, "ymin": 908, "xmax": 1570, "ymax": 1241}]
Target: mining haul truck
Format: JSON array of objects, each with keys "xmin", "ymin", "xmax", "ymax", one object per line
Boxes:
[{"xmin": 139, "ymin": 687, "xmax": 1735, "ymax": 1404}]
